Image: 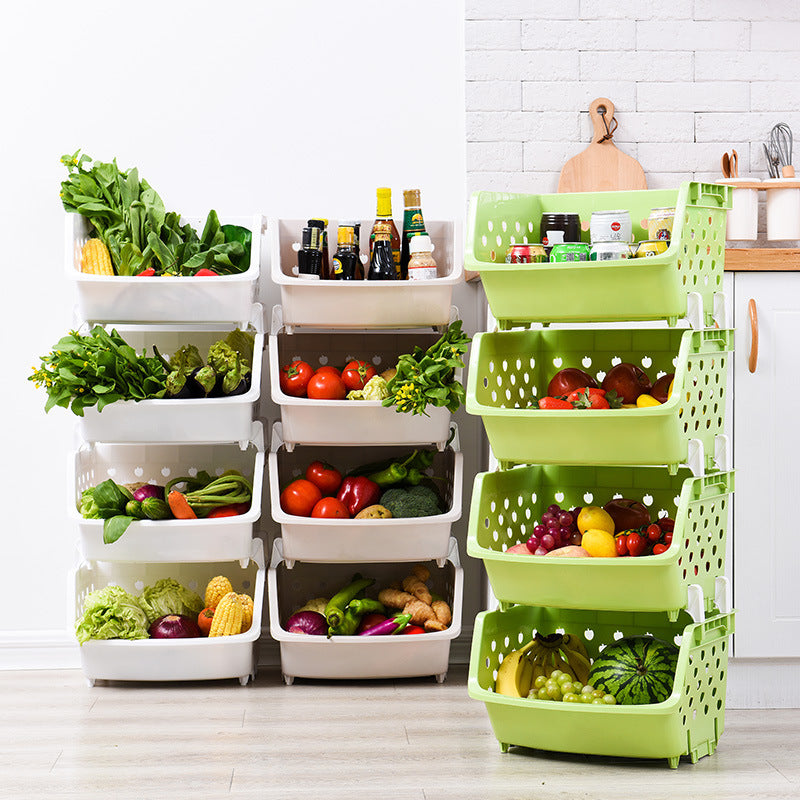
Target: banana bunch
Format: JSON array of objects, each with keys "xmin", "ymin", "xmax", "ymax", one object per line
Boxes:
[{"xmin": 494, "ymin": 632, "xmax": 592, "ymax": 698}]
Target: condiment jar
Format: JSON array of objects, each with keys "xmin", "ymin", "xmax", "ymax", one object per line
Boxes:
[{"xmin": 407, "ymin": 234, "xmax": 438, "ymax": 280}]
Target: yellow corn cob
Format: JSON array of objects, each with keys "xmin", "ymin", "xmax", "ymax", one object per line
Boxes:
[
  {"xmin": 208, "ymin": 592, "xmax": 243, "ymax": 637},
  {"xmin": 80, "ymin": 238, "xmax": 114, "ymax": 275},
  {"xmin": 238, "ymin": 594, "xmax": 254, "ymax": 631},
  {"xmin": 204, "ymin": 576, "xmax": 233, "ymax": 609}
]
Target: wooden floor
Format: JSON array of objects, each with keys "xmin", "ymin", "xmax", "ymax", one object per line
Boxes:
[{"xmin": 2, "ymin": 667, "xmax": 798, "ymax": 800}]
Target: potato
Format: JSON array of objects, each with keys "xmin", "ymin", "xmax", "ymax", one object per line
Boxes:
[{"xmin": 355, "ymin": 504, "xmax": 392, "ymax": 520}]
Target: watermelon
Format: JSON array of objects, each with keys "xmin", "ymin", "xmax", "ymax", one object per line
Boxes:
[{"xmin": 588, "ymin": 635, "xmax": 679, "ymax": 705}]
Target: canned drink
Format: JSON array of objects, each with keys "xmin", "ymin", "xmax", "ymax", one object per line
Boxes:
[
  {"xmin": 590, "ymin": 241, "xmax": 632, "ymax": 261},
  {"xmin": 590, "ymin": 209, "xmax": 632, "ymax": 243},
  {"xmin": 540, "ymin": 213, "xmax": 581, "ymax": 246},
  {"xmin": 634, "ymin": 239, "xmax": 669, "ymax": 258},
  {"xmin": 648, "ymin": 207, "xmax": 675, "ymax": 241},
  {"xmin": 505, "ymin": 243, "xmax": 547, "ymax": 263},
  {"xmin": 549, "ymin": 242, "xmax": 591, "ymax": 262}
]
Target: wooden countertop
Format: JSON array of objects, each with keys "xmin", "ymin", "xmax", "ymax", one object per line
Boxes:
[{"xmin": 725, "ymin": 248, "xmax": 800, "ymax": 271}]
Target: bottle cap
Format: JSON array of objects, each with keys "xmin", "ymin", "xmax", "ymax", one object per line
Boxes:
[
  {"xmin": 403, "ymin": 189, "xmax": 421, "ymax": 207},
  {"xmin": 308, "ymin": 218, "xmax": 326, "ymax": 229},
  {"xmin": 545, "ymin": 230, "xmax": 565, "ymax": 244},
  {"xmin": 376, "ymin": 187, "xmax": 392, "ymax": 216},
  {"xmin": 337, "ymin": 224, "xmax": 355, "ymax": 246},
  {"xmin": 409, "ymin": 234, "xmax": 434, "ymax": 254}
]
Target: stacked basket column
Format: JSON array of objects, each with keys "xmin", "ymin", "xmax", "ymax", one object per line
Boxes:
[{"xmin": 463, "ymin": 182, "xmax": 735, "ymax": 767}]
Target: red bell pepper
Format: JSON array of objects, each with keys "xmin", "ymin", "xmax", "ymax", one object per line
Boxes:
[{"xmin": 336, "ymin": 476, "xmax": 381, "ymax": 517}]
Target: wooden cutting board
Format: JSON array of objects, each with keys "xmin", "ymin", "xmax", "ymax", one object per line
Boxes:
[{"xmin": 558, "ymin": 98, "xmax": 647, "ymax": 193}]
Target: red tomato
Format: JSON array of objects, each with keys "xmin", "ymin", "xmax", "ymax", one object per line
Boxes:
[
  {"xmin": 356, "ymin": 613, "xmax": 388, "ymax": 634},
  {"xmin": 615, "ymin": 534, "xmax": 629, "ymax": 556},
  {"xmin": 280, "ymin": 360, "xmax": 313, "ymax": 397},
  {"xmin": 403, "ymin": 625, "xmax": 425, "ymax": 635},
  {"xmin": 314, "ymin": 365, "xmax": 342, "ymax": 378},
  {"xmin": 197, "ymin": 606, "xmax": 215, "ymax": 636},
  {"xmin": 342, "ymin": 359, "xmax": 377, "ymax": 392},
  {"xmin": 646, "ymin": 523, "xmax": 662, "ymax": 542},
  {"xmin": 664, "ymin": 532, "xmax": 673, "ymax": 545},
  {"xmin": 310, "ymin": 497, "xmax": 350, "ymax": 519},
  {"xmin": 626, "ymin": 532, "xmax": 647, "ymax": 557},
  {"xmin": 305, "ymin": 461, "xmax": 343, "ymax": 495},
  {"xmin": 307, "ymin": 371, "xmax": 347, "ymax": 400},
  {"xmin": 138, "ymin": 267, "xmax": 156, "ymax": 277},
  {"xmin": 195, "ymin": 268, "xmax": 218, "ymax": 276},
  {"xmin": 652, "ymin": 543, "xmax": 670, "ymax": 555},
  {"xmin": 280, "ymin": 479, "xmax": 322, "ymax": 516},
  {"xmin": 206, "ymin": 503, "xmax": 251, "ymax": 518}
]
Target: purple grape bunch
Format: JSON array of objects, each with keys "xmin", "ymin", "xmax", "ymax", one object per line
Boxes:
[{"xmin": 526, "ymin": 503, "xmax": 583, "ymax": 555}]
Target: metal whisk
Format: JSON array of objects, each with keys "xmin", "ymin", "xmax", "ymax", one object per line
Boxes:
[{"xmin": 769, "ymin": 123, "xmax": 794, "ymax": 177}]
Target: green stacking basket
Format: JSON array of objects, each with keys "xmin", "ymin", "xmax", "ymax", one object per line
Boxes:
[
  {"xmin": 465, "ymin": 181, "xmax": 731, "ymax": 328},
  {"xmin": 466, "ymin": 326, "xmax": 732, "ymax": 473},
  {"xmin": 468, "ymin": 604, "xmax": 734, "ymax": 768},
  {"xmin": 467, "ymin": 465, "xmax": 733, "ymax": 620}
]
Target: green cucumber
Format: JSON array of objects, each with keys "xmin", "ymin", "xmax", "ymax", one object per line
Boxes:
[{"xmin": 141, "ymin": 497, "xmax": 171, "ymax": 520}]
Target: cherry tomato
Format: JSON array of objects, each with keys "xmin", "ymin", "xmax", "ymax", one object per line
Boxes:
[
  {"xmin": 342, "ymin": 359, "xmax": 377, "ymax": 392},
  {"xmin": 626, "ymin": 532, "xmax": 647, "ymax": 557},
  {"xmin": 195, "ymin": 268, "xmax": 218, "ymax": 276},
  {"xmin": 280, "ymin": 478, "xmax": 322, "ymax": 516},
  {"xmin": 652, "ymin": 543, "xmax": 670, "ymax": 555},
  {"xmin": 305, "ymin": 461, "xmax": 343, "ymax": 495},
  {"xmin": 314, "ymin": 365, "xmax": 342, "ymax": 378},
  {"xmin": 307, "ymin": 371, "xmax": 347, "ymax": 400},
  {"xmin": 664, "ymin": 532, "xmax": 673, "ymax": 545},
  {"xmin": 310, "ymin": 496, "xmax": 350, "ymax": 519},
  {"xmin": 615, "ymin": 533, "xmax": 629, "ymax": 556},
  {"xmin": 403, "ymin": 625, "xmax": 426, "ymax": 635},
  {"xmin": 356, "ymin": 613, "xmax": 388, "ymax": 634},
  {"xmin": 197, "ymin": 606, "xmax": 215, "ymax": 636},
  {"xmin": 279, "ymin": 360, "xmax": 313, "ymax": 397},
  {"xmin": 646, "ymin": 523, "xmax": 662, "ymax": 542},
  {"xmin": 206, "ymin": 502, "xmax": 251, "ymax": 518},
  {"xmin": 138, "ymin": 267, "xmax": 156, "ymax": 277}
]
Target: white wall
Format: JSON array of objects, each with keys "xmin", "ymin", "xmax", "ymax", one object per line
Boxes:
[
  {"xmin": 0, "ymin": 0, "xmax": 468, "ymax": 665},
  {"xmin": 465, "ymin": 0, "xmax": 800, "ymax": 215}
]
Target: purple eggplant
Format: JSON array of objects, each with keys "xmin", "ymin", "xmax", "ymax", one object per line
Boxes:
[{"xmin": 357, "ymin": 613, "xmax": 412, "ymax": 636}]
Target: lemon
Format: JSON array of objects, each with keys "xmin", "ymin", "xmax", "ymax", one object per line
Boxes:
[
  {"xmin": 581, "ymin": 529, "xmax": 618, "ymax": 558},
  {"xmin": 577, "ymin": 506, "xmax": 615, "ymax": 535},
  {"xmin": 636, "ymin": 394, "xmax": 661, "ymax": 408}
]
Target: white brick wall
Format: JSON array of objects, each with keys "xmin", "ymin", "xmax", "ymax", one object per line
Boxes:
[{"xmin": 466, "ymin": 1, "xmax": 800, "ymax": 202}]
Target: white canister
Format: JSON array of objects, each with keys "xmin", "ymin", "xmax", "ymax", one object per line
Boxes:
[
  {"xmin": 724, "ymin": 179, "xmax": 760, "ymax": 241},
  {"xmin": 764, "ymin": 178, "xmax": 800, "ymax": 240},
  {"xmin": 590, "ymin": 209, "xmax": 632, "ymax": 243}
]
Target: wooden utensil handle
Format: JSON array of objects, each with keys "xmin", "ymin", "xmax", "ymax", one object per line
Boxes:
[{"xmin": 590, "ymin": 97, "xmax": 615, "ymax": 144}]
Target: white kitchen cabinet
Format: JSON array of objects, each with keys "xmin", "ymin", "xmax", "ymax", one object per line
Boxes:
[{"xmin": 732, "ymin": 270, "xmax": 800, "ymax": 658}]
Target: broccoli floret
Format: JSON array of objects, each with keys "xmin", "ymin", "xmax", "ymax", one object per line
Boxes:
[{"xmin": 380, "ymin": 486, "xmax": 440, "ymax": 518}]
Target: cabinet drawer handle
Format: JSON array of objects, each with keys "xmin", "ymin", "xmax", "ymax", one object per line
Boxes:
[{"xmin": 748, "ymin": 298, "xmax": 758, "ymax": 373}]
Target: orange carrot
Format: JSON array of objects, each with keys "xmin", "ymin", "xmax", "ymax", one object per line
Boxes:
[{"xmin": 168, "ymin": 490, "xmax": 197, "ymax": 519}]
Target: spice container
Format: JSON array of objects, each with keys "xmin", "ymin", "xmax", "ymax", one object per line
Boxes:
[
  {"xmin": 590, "ymin": 209, "xmax": 632, "ymax": 244},
  {"xmin": 647, "ymin": 207, "xmax": 675, "ymax": 241},
  {"xmin": 407, "ymin": 234, "xmax": 439, "ymax": 280},
  {"xmin": 722, "ymin": 179, "xmax": 759, "ymax": 241},
  {"xmin": 764, "ymin": 178, "xmax": 800, "ymax": 240}
]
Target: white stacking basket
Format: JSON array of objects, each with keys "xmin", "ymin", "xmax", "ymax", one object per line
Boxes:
[
  {"xmin": 77, "ymin": 306, "xmax": 264, "ymax": 445},
  {"xmin": 270, "ymin": 218, "xmax": 462, "ymax": 331},
  {"xmin": 268, "ymin": 538, "xmax": 463, "ymax": 684},
  {"xmin": 268, "ymin": 422, "xmax": 462, "ymax": 566},
  {"xmin": 269, "ymin": 307, "xmax": 458, "ymax": 449},
  {"xmin": 73, "ymin": 538, "xmax": 265, "ymax": 686},
  {"xmin": 71, "ymin": 422, "xmax": 265, "ymax": 566},
  {"xmin": 67, "ymin": 213, "xmax": 263, "ymax": 326}
]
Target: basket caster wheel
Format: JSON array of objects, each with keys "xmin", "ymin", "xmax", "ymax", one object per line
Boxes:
[
  {"xmin": 283, "ymin": 674, "xmax": 294, "ymax": 686},
  {"xmin": 435, "ymin": 672, "xmax": 447, "ymax": 684},
  {"xmin": 500, "ymin": 742, "xmax": 510, "ymax": 753},
  {"xmin": 667, "ymin": 756, "xmax": 680, "ymax": 769},
  {"xmin": 86, "ymin": 678, "xmax": 96, "ymax": 688},
  {"xmin": 238, "ymin": 675, "xmax": 250, "ymax": 686}
]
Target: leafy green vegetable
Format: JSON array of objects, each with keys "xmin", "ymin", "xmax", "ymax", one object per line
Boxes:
[
  {"xmin": 29, "ymin": 326, "xmax": 168, "ymax": 416},
  {"xmin": 60, "ymin": 150, "xmax": 252, "ymax": 276},
  {"xmin": 382, "ymin": 321, "xmax": 471, "ymax": 416},
  {"xmin": 138, "ymin": 578, "xmax": 204, "ymax": 625},
  {"xmin": 379, "ymin": 485, "xmax": 441, "ymax": 518},
  {"xmin": 77, "ymin": 479, "xmax": 137, "ymax": 544},
  {"xmin": 75, "ymin": 585, "xmax": 150, "ymax": 645},
  {"xmin": 164, "ymin": 344, "xmax": 204, "ymax": 397}
]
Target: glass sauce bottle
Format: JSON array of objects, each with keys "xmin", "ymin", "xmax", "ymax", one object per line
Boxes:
[
  {"xmin": 407, "ymin": 233, "xmax": 438, "ymax": 281},
  {"xmin": 400, "ymin": 189, "xmax": 427, "ymax": 280},
  {"xmin": 369, "ymin": 188, "xmax": 401, "ymax": 279},
  {"xmin": 368, "ymin": 228, "xmax": 396, "ymax": 280},
  {"xmin": 331, "ymin": 222, "xmax": 363, "ymax": 280}
]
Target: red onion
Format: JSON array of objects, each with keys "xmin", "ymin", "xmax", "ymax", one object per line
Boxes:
[
  {"xmin": 286, "ymin": 610, "xmax": 327, "ymax": 635},
  {"xmin": 133, "ymin": 484, "xmax": 165, "ymax": 502},
  {"xmin": 149, "ymin": 614, "xmax": 201, "ymax": 639}
]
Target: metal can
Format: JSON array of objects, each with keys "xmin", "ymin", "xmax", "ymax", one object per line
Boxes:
[
  {"xmin": 590, "ymin": 241, "xmax": 632, "ymax": 261},
  {"xmin": 634, "ymin": 239, "xmax": 669, "ymax": 258},
  {"xmin": 540, "ymin": 213, "xmax": 581, "ymax": 246},
  {"xmin": 590, "ymin": 209, "xmax": 632, "ymax": 243},
  {"xmin": 647, "ymin": 207, "xmax": 675, "ymax": 241},
  {"xmin": 505, "ymin": 243, "xmax": 547, "ymax": 264},
  {"xmin": 549, "ymin": 242, "xmax": 591, "ymax": 262}
]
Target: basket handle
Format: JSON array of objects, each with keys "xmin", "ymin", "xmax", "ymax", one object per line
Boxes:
[
  {"xmin": 687, "ymin": 181, "xmax": 732, "ymax": 210},
  {"xmin": 693, "ymin": 614, "xmax": 733, "ymax": 647}
]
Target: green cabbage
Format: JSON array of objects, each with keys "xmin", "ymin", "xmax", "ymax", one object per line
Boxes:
[
  {"xmin": 138, "ymin": 578, "xmax": 204, "ymax": 624},
  {"xmin": 75, "ymin": 585, "xmax": 149, "ymax": 645}
]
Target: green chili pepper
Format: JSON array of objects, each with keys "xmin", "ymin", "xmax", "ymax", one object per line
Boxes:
[
  {"xmin": 331, "ymin": 598, "xmax": 387, "ymax": 636},
  {"xmin": 324, "ymin": 575, "xmax": 374, "ymax": 633},
  {"xmin": 405, "ymin": 468, "xmax": 425, "ymax": 486},
  {"xmin": 407, "ymin": 450, "xmax": 436, "ymax": 471},
  {"xmin": 368, "ymin": 462, "xmax": 408, "ymax": 487}
]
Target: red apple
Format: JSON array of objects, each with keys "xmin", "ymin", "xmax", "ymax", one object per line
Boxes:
[
  {"xmin": 547, "ymin": 367, "xmax": 598, "ymax": 398},
  {"xmin": 601, "ymin": 363, "xmax": 652, "ymax": 404},
  {"xmin": 603, "ymin": 498, "xmax": 651, "ymax": 531},
  {"xmin": 651, "ymin": 373, "xmax": 675, "ymax": 404}
]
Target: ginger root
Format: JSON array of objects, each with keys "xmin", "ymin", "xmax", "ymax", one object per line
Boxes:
[
  {"xmin": 402, "ymin": 575, "xmax": 432, "ymax": 605},
  {"xmin": 431, "ymin": 599, "xmax": 452, "ymax": 627},
  {"xmin": 378, "ymin": 588, "xmax": 414, "ymax": 609},
  {"xmin": 403, "ymin": 599, "xmax": 437, "ymax": 626},
  {"xmin": 411, "ymin": 564, "xmax": 430, "ymax": 583},
  {"xmin": 424, "ymin": 619, "xmax": 447, "ymax": 632}
]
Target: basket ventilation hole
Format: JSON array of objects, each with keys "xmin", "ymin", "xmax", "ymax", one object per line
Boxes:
[
  {"xmin": 613, "ymin": 630, "xmax": 623, "ymax": 640},
  {"xmin": 188, "ymin": 467, "xmax": 198, "ymax": 477},
  {"xmin": 674, "ymin": 635, "xmax": 683, "ymax": 646},
  {"xmin": 641, "ymin": 356, "xmax": 652, "ymax": 369},
  {"xmin": 187, "ymin": 580, "xmax": 198, "ymax": 591},
  {"xmin": 485, "ymin": 657, "xmax": 491, "ymax": 668},
  {"xmin": 134, "ymin": 580, "xmax": 145, "ymax": 591},
  {"xmin": 596, "ymin": 371, "xmax": 606, "ymax": 382},
  {"xmin": 107, "ymin": 468, "xmax": 116, "ymax": 477},
  {"xmin": 611, "ymin": 356, "xmax": 622, "ymax": 366},
  {"xmin": 215, "ymin": 466, "xmax": 225, "ymax": 476},
  {"xmin": 487, "ymin": 220, "xmax": 494, "ymax": 232},
  {"xmin": 490, "ymin": 640, "xmax": 497, "ymax": 652},
  {"xmin": 501, "ymin": 221, "xmax": 508, "ymax": 233},
  {"xmin": 555, "ymin": 492, "xmax": 565, "ymax": 503},
  {"xmin": 642, "ymin": 494, "xmax": 653, "ymax": 506},
  {"xmin": 134, "ymin": 467, "xmax": 144, "ymax": 477},
  {"xmin": 612, "ymin": 492, "xmax": 622, "ymax": 499},
  {"xmin": 583, "ymin": 629, "xmax": 594, "ymax": 641},
  {"xmin": 553, "ymin": 357, "xmax": 563, "ymax": 368},
  {"xmin": 582, "ymin": 356, "xmax": 592, "ymax": 368},
  {"xmin": 372, "ymin": 355, "xmax": 382, "ymax": 366},
  {"xmin": 318, "ymin": 355, "xmax": 328, "ymax": 365},
  {"xmin": 161, "ymin": 467, "xmax": 171, "ymax": 478},
  {"xmin": 583, "ymin": 492, "xmax": 594, "ymax": 504}
]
